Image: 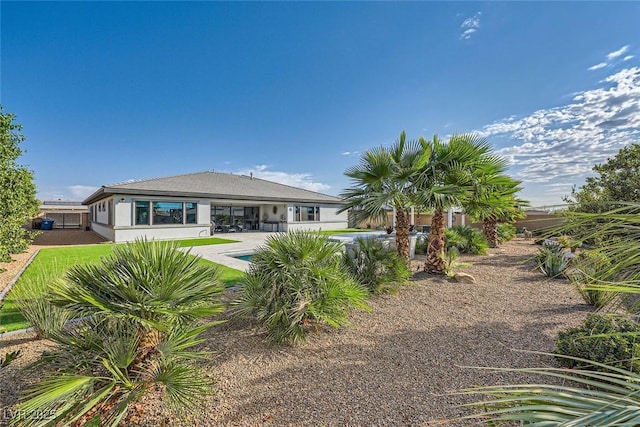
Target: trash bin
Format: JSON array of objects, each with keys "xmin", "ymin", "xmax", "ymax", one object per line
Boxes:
[{"xmin": 41, "ymin": 219, "xmax": 54, "ymax": 230}]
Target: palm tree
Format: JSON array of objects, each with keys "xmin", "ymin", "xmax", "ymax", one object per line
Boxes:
[
  {"xmin": 464, "ymin": 173, "xmax": 526, "ymax": 247},
  {"xmin": 339, "ymin": 131, "xmax": 427, "ymax": 261},
  {"xmin": 464, "ymin": 203, "xmax": 640, "ymax": 425},
  {"xmin": 415, "ymin": 134, "xmax": 508, "ymax": 274},
  {"xmin": 14, "ymin": 240, "xmax": 224, "ymax": 426}
]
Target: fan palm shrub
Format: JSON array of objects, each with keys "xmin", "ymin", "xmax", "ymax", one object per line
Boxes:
[
  {"xmin": 234, "ymin": 231, "xmax": 370, "ymax": 345},
  {"xmin": 342, "ymin": 237, "xmax": 411, "ymax": 294},
  {"xmin": 446, "ymin": 226, "xmax": 489, "ymax": 255},
  {"xmin": 13, "ymin": 239, "xmax": 224, "ymax": 426}
]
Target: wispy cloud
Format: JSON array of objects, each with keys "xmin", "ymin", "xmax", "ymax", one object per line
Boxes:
[
  {"xmin": 236, "ymin": 165, "xmax": 330, "ymax": 193},
  {"xmin": 607, "ymin": 45, "xmax": 630, "ymax": 60},
  {"xmin": 460, "ymin": 12, "xmax": 481, "ymax": 40},
  {"xmin": 588, "ymin": 44, "xmax": 633, "ymax": 71},
  {"xmin": 341, "ymin": 151, "xmax": 359, "ymax": 156},
  {"xmin": 478, "ymin": 67, "xmax": 640, "ymax": 188},
  {"xmin": 588, "ymin": 62, "xmax": 607, "ymax": 71}
]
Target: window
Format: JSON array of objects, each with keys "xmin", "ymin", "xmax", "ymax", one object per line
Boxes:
[
  {"xmin": 153, "ymin": 202, "xmax": 184, "ymax": 224},
  {"xmin": 185, "ymin": 202, "xmax": 197, "ymax": 224},
  {"xmin": 294, "ymin": 206, "xmax": 320, "ymax": 222},
  {"xmin": 135, "ymin": 201, "xmax": 150, "ymax": 225},
  {"xmin": 134, "ymin": 201, "xmax": 197, "ymax": 226}
]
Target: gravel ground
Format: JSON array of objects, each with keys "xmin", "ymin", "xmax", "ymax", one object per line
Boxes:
[{"xmin": 0, "ymin": 239, "xmax": 592, "ymax": 426}]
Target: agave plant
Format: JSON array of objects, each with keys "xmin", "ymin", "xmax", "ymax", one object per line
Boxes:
[
  {"xmin": 234, "ymin": 230, "xmax": 370, "ymax": 345},
  {"xmin": 533, "ymin": 242, "xmax": 568, "ymax": 278},
  {"xmin": 13, "ymin": 239, "xmax": 224, "ymax": 426}
]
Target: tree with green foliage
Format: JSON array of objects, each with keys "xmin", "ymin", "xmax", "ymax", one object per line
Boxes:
[
  {"xmin": 565, "ymin": 143, "xmax": 640, "ymax": 212},
  {"xmin": 14, "ymin": 240, "xmax": 224, "ymax": 426},
  {"xmin": 339, "ymin": 131, "xmax": 427, "ymax": 261},
  {"xmin": 414, "ymin": 134, "xmax": 509, "ymax": 274},
  {"xmin": 0, "ymin": 107, "xmax": 39, "ymax": 264}
]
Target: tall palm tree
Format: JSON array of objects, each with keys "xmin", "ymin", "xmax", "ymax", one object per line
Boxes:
[
  {"xmin": 339, "ymin": 131, "xmax": 427, "ymax": 261},
  {"xmin": 14, "ymin": 240, "xmax": 224, "ymax": 426},
  {"xmin": 465, "ymin": 173, "xmax": 526, "ymax": 247},
  {"xmin": 414, "ymin": 134, "xmax": 509, "ymax": 274}
]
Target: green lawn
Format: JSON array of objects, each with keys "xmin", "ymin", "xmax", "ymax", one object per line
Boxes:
[{"xmin": 0, "ymin": 238, "xmax": 243, "ymax": 333}]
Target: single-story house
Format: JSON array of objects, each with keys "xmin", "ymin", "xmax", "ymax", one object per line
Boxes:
[{"xmin": 82, "ymin": 171, "xmax": 348, "ymax": 242}]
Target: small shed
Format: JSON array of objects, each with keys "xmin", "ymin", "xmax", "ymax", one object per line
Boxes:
[{"xmin": 38, "ymin": 201, "xmax": 89, "ymax": 229}]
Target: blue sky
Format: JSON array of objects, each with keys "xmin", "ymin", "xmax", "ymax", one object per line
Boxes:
[{"xmin": 2, "ymin": 2, "xmax": 639, "ymax": 207}]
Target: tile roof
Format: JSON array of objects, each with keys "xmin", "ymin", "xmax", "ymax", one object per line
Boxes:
[{"xmin": 82, "ymin": 171, "xmax": 342, "ymax": 205}]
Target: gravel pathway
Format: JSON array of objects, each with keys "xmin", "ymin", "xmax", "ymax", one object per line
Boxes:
[{"xmin": 0, "ymin": 239, "xmax": 591, "ymax": 426}]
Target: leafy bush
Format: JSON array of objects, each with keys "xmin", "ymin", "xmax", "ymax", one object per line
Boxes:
[
  {"xmin": 555, "ymin": 314, "xmax": 640, "ymax": 373},
  {"xmin": 11, "ymin": 273, "xmax": 72, "ymax": 339},
  {"xmin": 446, "ymin": 226, "xmax": 489, "ymax": 255},
  {"xmin": 496, "ymin": 223, "xmax": 516, "ymax": 244},
  {"xmin": 557, "ymin": 234, "xmax": 582, "ymax": 252},
  {"xmin": 234, "ymin": 231, "xmax": 370, "ymax": 345},
  {"xmin": 534, "ymin": 242, "xmax": 568, "ymax": 278},
  {"xmin": 14, "ymin": 240, "xmax": 224, "ymax": 426},
  {"xmin": 342, "ymin": 237, "xmax": 411, "ymax": 294},
  {"xmin": 568, "ymin": 250, "xmax": 618, "ymax": 308}
]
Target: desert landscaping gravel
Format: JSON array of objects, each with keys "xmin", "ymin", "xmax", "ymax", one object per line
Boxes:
[{"xmin": 0, "ymin": 238, "xmax": 592, "ymax": 426}]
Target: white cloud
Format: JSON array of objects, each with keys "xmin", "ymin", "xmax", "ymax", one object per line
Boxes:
[
  {"xmin": 588, "ymin": 62, "xmax": 607, "ymax": 71},
  {"xmin": 236, "ymin": 165, "xmax": 331, "ymax": 193},
  {"xmin": 37, "ymin": 185, "xmax": 99, "ymax": 202},
  {"xmin": 68, "ymin": 185, "xmax": 99, "ymax": 199},
  {"xmin": 478, "ymin": 67, "xmax": 640, "ymax": 198},
  {"xmin": 341, "ymin": 151, "xmax": 359, "ymax": 156},
  {"xmin": 460, "ymin": 12, "xmax": 481, "ymax": 40},
  {"xmin": 607, "ymin": 45, "xmax": 630, "ymax": 60},
  {"xmin": 588, "ymin": 45, "xmax": 634, "ymax": 71}
]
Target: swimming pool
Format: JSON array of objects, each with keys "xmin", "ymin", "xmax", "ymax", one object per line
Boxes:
[{"xmin": 233, "ymin": 254, "xmax": 253, "ymax": 262}]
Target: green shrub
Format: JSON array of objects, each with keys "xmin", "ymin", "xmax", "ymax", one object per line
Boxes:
[
  {"xmin": 11, "ymin": 274, "xmax": 72, "ymax": 339},
  {"xmin": 446, "ymin": 226, "xmax": 489, "ymax": 255},
  {"xmin": 555, "ymin": 314, "xmax": 640, "ymax": 373},
  {"xmin": 234, "ymin": 231, "xmax": 370, "ymax": 345},
  {"xmin": 534, "ymin": 242, "xmax": 568, "ymax": 278},
  {"xmin": 342, "ymin": 237, "xmax": 411, "ymax": 294},
  {"xmin": 14, "ymin": 240, "xmax": 224, "ymax": 425},
  {"xmin": 496, "ymin": 223, "xmax": 516, "ymax": 244},
  {"xmin": 568, "ymin": 250, "xmax": 618, "ymax": 308}
]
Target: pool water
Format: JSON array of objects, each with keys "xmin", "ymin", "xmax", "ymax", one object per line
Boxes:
[{"xmin": 233, "ymin": 254, "xmax": 253, "ymax": 262}]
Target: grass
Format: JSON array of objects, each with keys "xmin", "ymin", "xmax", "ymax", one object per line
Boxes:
[{"xmin": 0, "ymin": 238, "xmax": 243, "ymax": 333}]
